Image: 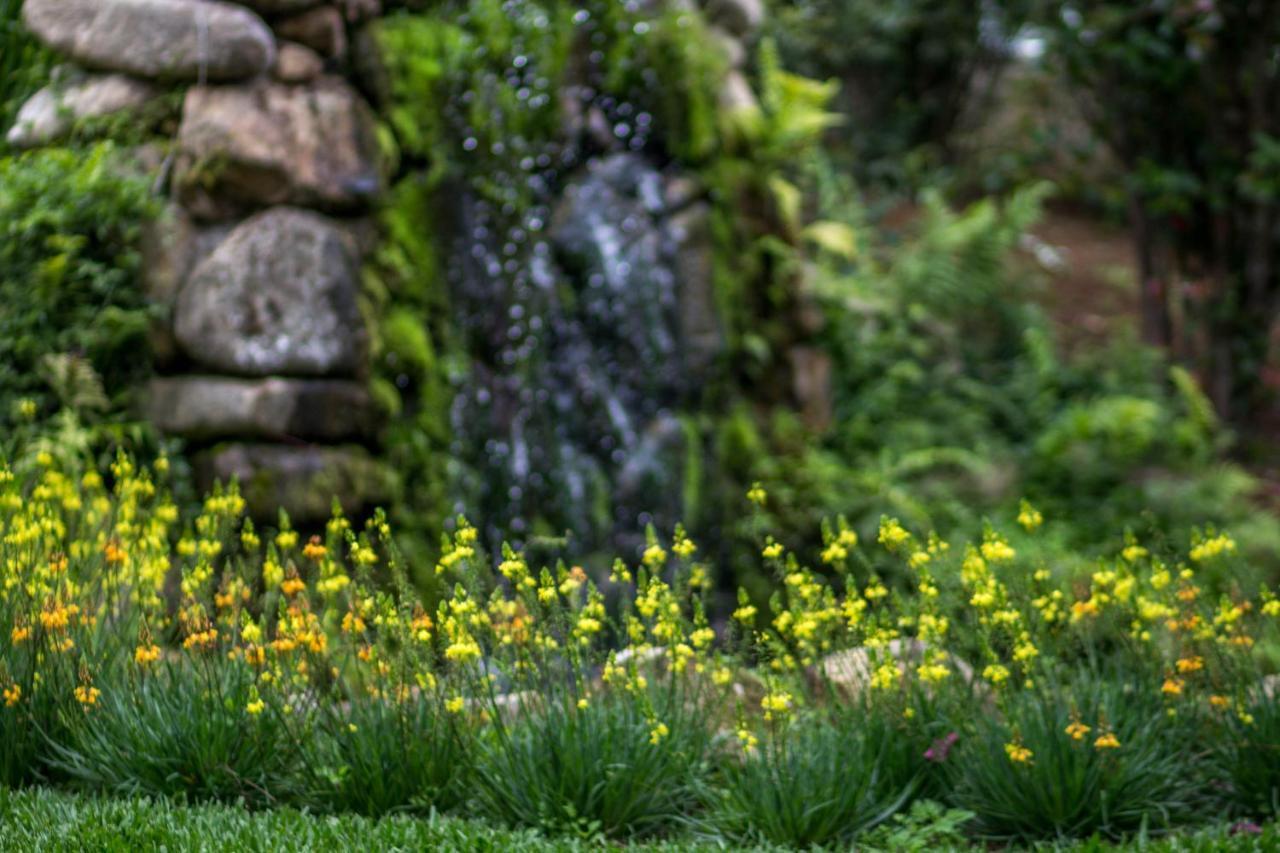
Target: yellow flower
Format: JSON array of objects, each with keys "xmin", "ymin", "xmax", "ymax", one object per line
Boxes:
[
  {"xmin": 74, "ymin": 684, "xmax": 101, "ymax": 707},
  {"xmin": 642, "ymin": 544, "xmax": 667, "ymax": 567},
  {"xmin": 878, "ymin": 518, "xmax": 910, "ymax": 552},
  {"xmin": 134, "ymin": 644, "xmax": 161, "ymax": 665},
  {"xmin": 1189, "ymin": 533, "xmax": 1235, "ymax": 563},
  {"xmin": 3, "ymin": 684, "xmax": 20, "ymax": 707},
  {"xmin": 1065, "ymin": 721, "xmax": 1091, "ymax": 741},
  {"xmin": 1208, "ymin": 695, "xmax": 1230, "ymax": 710},
  {"xmin": 746, "ymin": 483, "xmax": 767, "ymax": 506},
  {"xmin": 1162, "ymin": 678, "xmax": 1184, "ymax": 696},
  {"xmin": 760, "ymin": 691, "xmax": 793, "ymax": 721},
  {"xmin": 302, "ymin": 537, "xmax": 327, "ymax": 561},
  {"xmin": 446, "ymin": 696, "xmax": 466, "ymax": 714},
  {"xmin": 736, "ymin": 727, "xmax": 759, "ymax": 751},
  {"xmin": 1094, "ymin": 732, "xmax": 1120, "ymax": 750},
  {"xmin": 869, "ymin": 661, "xmax": 900, "ymax": 691},
  {"xmin": 1017, "ymin": 501, "xmax": 1043, "ymax": 532},
  {"xmin": 1005, "ymin": 742, "xmax": 1033, "ymax": 764},
  {"xmin": 982, "ymin": 664, "xmax": 1010, "ymax": 686},
  {"xmin": 1262, "ymin": 600, "xmax": 1280, "ymax": 617},
  {"xmin": 821, "ymin": 542, "xmax": 848, "ymax": 564},
  {"xmin": 980, "ymin": 536, "xmax": 1016, "ymax": 563},
  {"xmin": 733, "ymin": 604, "xmax": 757, "ymax": 623},
  {"xmin": 10, "ymin": 625, "xmax": 30, "ymax": 644},
  {"xmin": 649, "ymin": 722, "xmax": 670, "ymax": 745},
  {"xmin": 577, "ymin": 698, "xmax": 589, "ymax": 710},
  {"xmin": 246, "ymin": 698, "xmax": 265, "ymax": 715},
  {"xmin": 762, "ymin": 541, "xmax": 784, "ymax": 560},
  {"xmin": 1175, "ymin": 656, "xmax": 1204, "ymax": 674}
]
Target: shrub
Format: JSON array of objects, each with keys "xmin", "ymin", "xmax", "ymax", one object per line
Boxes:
[
  {"xmin": 471, "ymin": 687, "xmax": 712, "ymax": 840},
  {"xmin": 48, "ymin": 664, "xmax": 300, "ymax": 808},
  {"xmin": 303, "ymin": 696, "xmax": 471, "ymax": 816},
  {"xmin": 1214, "ymin": 687, "xmax": 1280, "ymax": 820},
  {"xmin": 0, "ymin": 144, "xmax": 156, "ymax": 427},
  {"xmin": 707, "ymin": 701, "xmax": 922, "ymax": 847},
  {"xmin": 949, "ymin": 674, "xmax": 1204, "ymax": 842}
]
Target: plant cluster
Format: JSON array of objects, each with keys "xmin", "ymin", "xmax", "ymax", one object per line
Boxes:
[
  {"xmin": 2, "ymin": 447, "xmax": 1279, "ymax": 847},
  {"xmin": 0, "ymin": 143, "xmax": 161, "ymax": 467}
]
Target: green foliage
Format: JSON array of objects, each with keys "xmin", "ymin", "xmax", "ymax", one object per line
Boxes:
[
  {"xmin": 950, "ymin": 675, "xmax": 1203, "ymax": 842},
  {"xmin": 727, "ymin": 173, "xmax": 1280, "ymax": 584},
  {"xmin": 1037, "ymin": 2, "xmax": 1280, "ymax": 422},
  {"xmin": 706, "ymin": 702, "xmax": 920, "ymax": 846},
  {"xmin": 0, "ymin": 0, "xmax": 50, "ymax": 135},
  {"xmin": 48, "ymin": 665, "xmax": 299, "ymax": 808},
  {"xmin": 303, "ymin": 697, "xmax": 471, "ymax": 816},
  {"xmin": 1213, "ymin": 688, "xmax": 1280, "ymax": 820},
  {"xmin": 768, "ymin": 0, "xmax": 1033, "ymax": 186},
  {"xmin": 0, "ymin": 143, "xmax": 158, "ymax": 436},
  {"xmin": 861, "ymin": 799, "xmax": 975, "ymax": 853},
  {"xmin": 472, "ymin": 689, "xmax": 711, "ymax": 840}
]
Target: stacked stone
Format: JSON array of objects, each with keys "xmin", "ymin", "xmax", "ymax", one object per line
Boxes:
[{"xmin": 9, "ymin": 0, "xmax": 391, "ymax": 523}]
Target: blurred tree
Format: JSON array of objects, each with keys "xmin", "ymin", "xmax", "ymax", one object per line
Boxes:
[
  {"xmin": 1040, "ymin": 1, "xmax": 1280, "ymax": 427},
  {"xmin": 769, "ymin": 0, "xmax": 1034, "ymax": 186}
]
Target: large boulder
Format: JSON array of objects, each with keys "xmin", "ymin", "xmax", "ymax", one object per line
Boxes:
[
  {"xmin": 810, "ymin": 640, "xmax": 982, "ymax": 703},
  {"xmin": 22, "ymin": 0, "xmax": 275, "ymax": 82},
  {"xmin": 173, "ymin": 77, "xmax": 382, "ymax": 219},
  {"xmin": 173, "ymin": 207, "xmax": 367, "ymax": 377},
  {"xmin": 197, "ymin": 444, "xmax": 393, "ymax": 522},
  {"xmin": 148, "ymin": 376, "xmax": 376, "ymax": 441},
  {"xmin": 6, "ymin": 72, "xmax": 162, "ymax": 149}
]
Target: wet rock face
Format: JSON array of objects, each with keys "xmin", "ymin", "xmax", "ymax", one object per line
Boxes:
[
  {"xmin": 22, "ymin": 0, "xmax": 276, "ymax": 82},
  {"xmin": 173, "ymin": 207, "xmax": 367, "ymax": 377},
  {"xmin": 147, "ymin": 376, "xmax": 376, "ymax": 441},
  {"xmin": 448, "ymin": 153, "xmax": 721, "ymax": 550},
  {"xmin": 173, "ymin": 78, "xmax": 383, "ymax": 220}
]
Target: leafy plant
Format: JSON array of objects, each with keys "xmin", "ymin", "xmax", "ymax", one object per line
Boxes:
[
  {"xmin": 0, "ymin": 144, "xmax": 157, "ymax": 429},
  {"xmin": 48, "ymin": 664, "xmax": 300, "ymax": 808},
  {"xmin": 1214, "ymin": 686, "xmax": 1280, "ymax": 820},
  {"xmin": 303, "ymin": 696, "xmax": 471, "ymax": 816},
  {"xmin": 471, "ymin": 688, "xmax": 711, "ymax": 840},
  {"xmin": 707, "ymin": 701, "xmax": 922, "ymax": 847},
  {"xmin": 949, "ymin": 674, "xmax": 1204, "ymax": 842}
]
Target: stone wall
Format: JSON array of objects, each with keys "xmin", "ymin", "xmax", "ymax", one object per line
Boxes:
[
  {"xmin": 5, "ymin": 0, "xmax": 774, "ymax": 532},
  {"xmin": 9, "ymin": 0, "xmax": 391, "ymax": 523}
]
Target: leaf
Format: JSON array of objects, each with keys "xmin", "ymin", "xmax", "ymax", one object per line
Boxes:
[{"xmin": 803, "ymin": 220, "xmax": 859, "ymax": 260}]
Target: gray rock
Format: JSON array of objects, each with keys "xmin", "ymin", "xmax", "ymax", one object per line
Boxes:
[
  {"xmin": 6, "ymin": 72, "xmax": 161, "ymax": 148},
  {"xmin": 811, "ymin": 641, "xmax": 981, "ymax": 703},
  {"xmin": 148, "ymin": 376, "xmax": 376, "ymax": 441},
  {"xmin": 703, "ymin": 0, "xmax": 764, "ymax": 37},
  {"xmin": 173, "ymin": 77, "xmax": 382, "ymax": 219},
  {"xmin": 173, "ymin": 207, "xmax": 367, "ymax": 377},
  {"xmin": 22, "ymin": 0, "xmax": 276, "ymax": 82},
  {"xmin": 273, "ymin": 41, "xmax": 325, "ymax": 83},
  {"xmin": 197, "ymin": 443, "xmax": 393, "ymax": 522},
  {"xmin": 273, "ymin": 5, "xmax": 346, "ymax": 59}
]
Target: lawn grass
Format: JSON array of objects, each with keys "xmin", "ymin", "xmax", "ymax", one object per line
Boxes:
[{"xmin": 0, "ymin": 786, "xmax": 1276, "ymax": 852}]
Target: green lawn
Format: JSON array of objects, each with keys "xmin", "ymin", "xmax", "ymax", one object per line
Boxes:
[{"xmin": 0, "ymin": 786, "xmax": 1275, "ymax": 852}]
